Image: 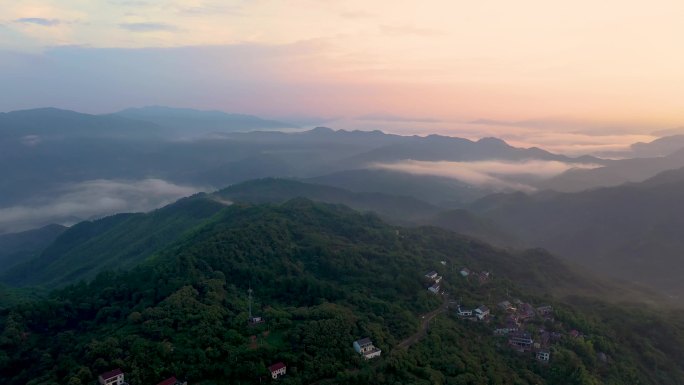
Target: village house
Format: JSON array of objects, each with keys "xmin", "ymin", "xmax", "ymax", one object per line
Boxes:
[
  {"xmin": 494, "ymin": 326, "xmax": 517, "ymax": 335},
  {"xmin": 268, "ymin": 362, "xmax": 287, "ymax": 379},
  {"xmin": 536, "ymin": 350, "xmax": 551, "ymax": 362},
  {"xmin": 498, "ymin": 300, "xmax": 513, "ymax": 311},
  {"xmin": 517, "ymin": 303, "xmax": 536, "ymax": 321},
  {"xmin": 353, "ymin": 338, "xmax": 382, "ymax": 359},
  {"xmin": 425, "ymin": 271, "xmax": 438, "ymax": 280},
  {"xmin": 156, "ymin": 377, "xmax": 187, "ymax": 385},
  {"xmin": 459, "ymin": 267, "xmax": 470, "ymax": 277},
  {"xmin": 475, "ymin": 305, "xmax": 490, "ymax": 320},
  {"xmin": 98, "ymin": 369, "xmax": 124, "ymax": 385},
  {"xmin": 478, "ymin": 271, "xmax": 491, "ymax": 283},
  {"xmin": 509, "ymin": 332, "xmax": 534, "ymax": 351},
  {"xmin": 440, "ymin": 260, "xmax": 447, "ymax": 266},
  {"xmin": 457, "ymin": 306, "xmax": 473, "ymax": 317},
  {"xmin": 428, "ymin": 283, "xmax": 441, "ymax": 294},
  {"xmin": 494, "ymin": 318, "xmax": 519, "ymax": 334}
]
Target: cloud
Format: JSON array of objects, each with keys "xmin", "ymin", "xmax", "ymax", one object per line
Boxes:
[
  {"xmin": 14, "ymin": 18, "xmax": 60, "ymax": 26},
  {"xmin": 370, "ymin": 160, "xmax": 600, "ymax": 191},
  {"xmin": 20, "ymin": 135, "xmax": 42, "ymax": 146},
  {"xmin": 651, "ymin": 127, "xmax": 684, "ymax": 137},
  {"xmin": 119, "ymin": 22, "xmax": 178, "ymax": 32},
  {"xmin": 0, "ymin": 179, "xmax": 204, "ymax": 234},
  {"xmin": 357, "ymin": 113, "xmax": 441, "ymax": 123}
]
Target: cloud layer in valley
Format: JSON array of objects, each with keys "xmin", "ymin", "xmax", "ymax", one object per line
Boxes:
[
  {"xmin": 371, "ymin": 160, "xmax": 600, "ymax": 191},
  {"xmin": 0, "ymin": 179, "xmax": 204, "ymax": 234}
]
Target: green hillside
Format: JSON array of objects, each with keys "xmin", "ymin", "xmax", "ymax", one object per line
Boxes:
[
  {"xmin": 0, "ymin": 224, "xmax": 67, "ymax": 274},
  {"xmin": 215, "ymin": 178, "xmax": 442, "ymax": 223},
  {"xmin": 1, "ymin": 200, "xmax": 682, "ymax": 385},
  {"xmin": 0, "ymin": 195, "xmax": 226, "ymax": 288}
]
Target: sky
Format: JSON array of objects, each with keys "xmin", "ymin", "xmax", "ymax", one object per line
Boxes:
[{"xmin": 2, "ymin": 0, "xmax": 684, "ymax": 154}]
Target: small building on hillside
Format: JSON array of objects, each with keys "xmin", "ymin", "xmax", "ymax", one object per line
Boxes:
[
  {"xmin": 509, "ymin": 332, "xmax": 534, "ymax": 350},
  {"xmin": 440, "ymin": 260, "xmax": 447, "ymax": 266},
  {"xmin": 459, "ymin": 268, "xmax": 471, "ymax": 277},
  {"xmin": 479, "ymin": 271, "xmax": 491, "ymax": 283},
  {"xmin": 536, "ymin": 350, "xmax": 550, "ymax": 362},
  {"xmin": 428, "ymin": 283, "xmax": 441, "ymax": 294},
  {"xmin": 353, "ymin": 338, "xmax": 382, "ymax": 359},
  {"xmin": 457, "ymin": 306, "xmax": 473, "ymax": 317},
  {"xmin": 517, "ymin": 303, "xmax": 536, "ymax": 321},
  {"xmin": 156, "ymin": 377, "xmax": 187, "ymax": 385},
  {"xmin": 425, "ymin": 271, "xmax": 438, "ymax": 280},
  {"xmin": 268, "ymin": 362, "xmax": 287, "ymax": 379},
  {"xmin": 498, "ymin": 300, "xmax": 513, "ymax": 311},
  {"xmin": 98, "ymin": 369, "xmax": 124, "ymax": 385},
  {"xmin": 475, "ymin": 305, "xmax": 490, "ymax": 320}
]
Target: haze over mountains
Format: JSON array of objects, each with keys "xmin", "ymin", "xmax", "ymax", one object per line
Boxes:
[
  {"xmin": 0, "ymin": 106, "xmax": 599, "ymax": 233},
  {"xmin": 4, "ymin": 106, "xmax": 684, "ymax": 304}
]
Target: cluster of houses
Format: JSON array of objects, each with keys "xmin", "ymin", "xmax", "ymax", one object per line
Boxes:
[
  {"xmin": 424, "ymin": 270, "xmax": 443, "ymax": 294},
  {"xmin": 492, "ymin": 300, "xmax": 560, "ymax": 362},
  {"xmin": 456, "ymin": 304, "xmax": 490, "ymax": 321},
  {"xmin": 98, "ymin": 364, "xmax": 289, "ymax": 383}
]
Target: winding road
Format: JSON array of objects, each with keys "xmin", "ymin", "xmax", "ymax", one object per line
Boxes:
[{"xmin": 394, "ymin": 295, "xmax": 449, "ymax": 351}]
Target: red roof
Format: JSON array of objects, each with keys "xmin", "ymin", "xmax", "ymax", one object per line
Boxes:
[
  {"xmin": 100, "ymin": 369, "xmax": 123, "ymax": 380},
  {"xmin": 268, "ymin": 362, "xmax": 286, "ymax": 372},
  {"xmin": 156, "ymin": 377, "xmax": 178, "ymax": 385}
]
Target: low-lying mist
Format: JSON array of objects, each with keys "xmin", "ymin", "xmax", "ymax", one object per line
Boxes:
[
  {"xmin": 0, "ymin": 179, "xmax": 204, "ymax": 234},
  {"xmin": 371, "ymin": 159, "xmax": 600, "ymax": 191}
]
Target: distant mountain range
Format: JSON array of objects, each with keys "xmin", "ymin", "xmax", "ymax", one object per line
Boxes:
[
  {"xmin": 601, "ymin": 134, "xmax": 684, "ymax": 158},
  {"xmin": 539, "ymin": 147, "xmax": 684, "ymax": 192},
  {"xmin": 0, "ymin": 107, "xmax": 605, "ymax": 232},
  {"xmin": 472, "ymin": 166, "xmax": 684, "ymax": 300},
  {"xmin": 112, "ymin": 105, "xmax": 296, "ymax": 135}
]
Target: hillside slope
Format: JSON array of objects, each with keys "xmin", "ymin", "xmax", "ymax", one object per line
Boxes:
[
  {"xmin": 0, "ymin": 195, "xmax": 226, "ymax": 288},
  {"xmin": 0, "ymin": 200, "xmax": 682, "ymax": 385},
  {"xmin": 0, "ymin": 224, "xmax": 67, "ymax": 273},
  {"xmin": 214, "ymin": 178, "xmax": 442, "ymax": 223},
  {"xmin": 473, "ymin": 167, "xmax": 684, "ymax": 301}
]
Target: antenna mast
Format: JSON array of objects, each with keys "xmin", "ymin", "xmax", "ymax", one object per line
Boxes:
[{"xmin": 248, "ymin": 286, "xmax": 253, "ymax": 319}]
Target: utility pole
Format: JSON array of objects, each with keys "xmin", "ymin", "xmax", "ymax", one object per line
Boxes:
[{"xmin": 248, "ymin": 285, "xmax": 253, "ymax": 320}]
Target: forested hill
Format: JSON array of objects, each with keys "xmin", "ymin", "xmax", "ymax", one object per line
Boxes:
[
  {"xmin": 1, "ymin": 200, "xmax": 683, "ymax": 385},
  {"xmin": 0, "ymin": 194, "xmax": 227, "ymax": 289}
]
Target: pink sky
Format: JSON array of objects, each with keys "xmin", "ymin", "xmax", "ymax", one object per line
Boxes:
[{"xmin": 1, "ymin": 0, "xmax": 684, "ymax": 154}]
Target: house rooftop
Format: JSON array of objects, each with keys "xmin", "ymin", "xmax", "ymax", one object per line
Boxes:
[
  {"xmin": 156, "ymin": 377, "xmax": 178, "ymax": 385},
  {"xmin": 268, "ymin": 362, "xmax": 286, "ymax": 372},
  {"xmin": 100, "ymin": 369, "xmax": 123, "ymax": 380},
  {"xmin": 355, "ymin": 337, "xmax": 373, "ymax": 346}
]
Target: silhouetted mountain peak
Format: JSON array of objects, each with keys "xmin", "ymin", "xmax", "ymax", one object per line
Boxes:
[{"xmin": 308, "ymin": 126, "xmax": 336, "ymax": 134}]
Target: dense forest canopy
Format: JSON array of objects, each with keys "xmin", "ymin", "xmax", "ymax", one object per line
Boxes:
[{"xmin": 1, "ymin": 200, "xmax": 683, "ymax": 384}]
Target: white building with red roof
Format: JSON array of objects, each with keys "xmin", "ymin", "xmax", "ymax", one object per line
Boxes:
[
  {"xmin": 98, "ymin": 369, "xmax": 124, "ymax": 385},
  {"xmin": 268, "ymin": 362, "xmax": 286, "ymax": 379}
]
